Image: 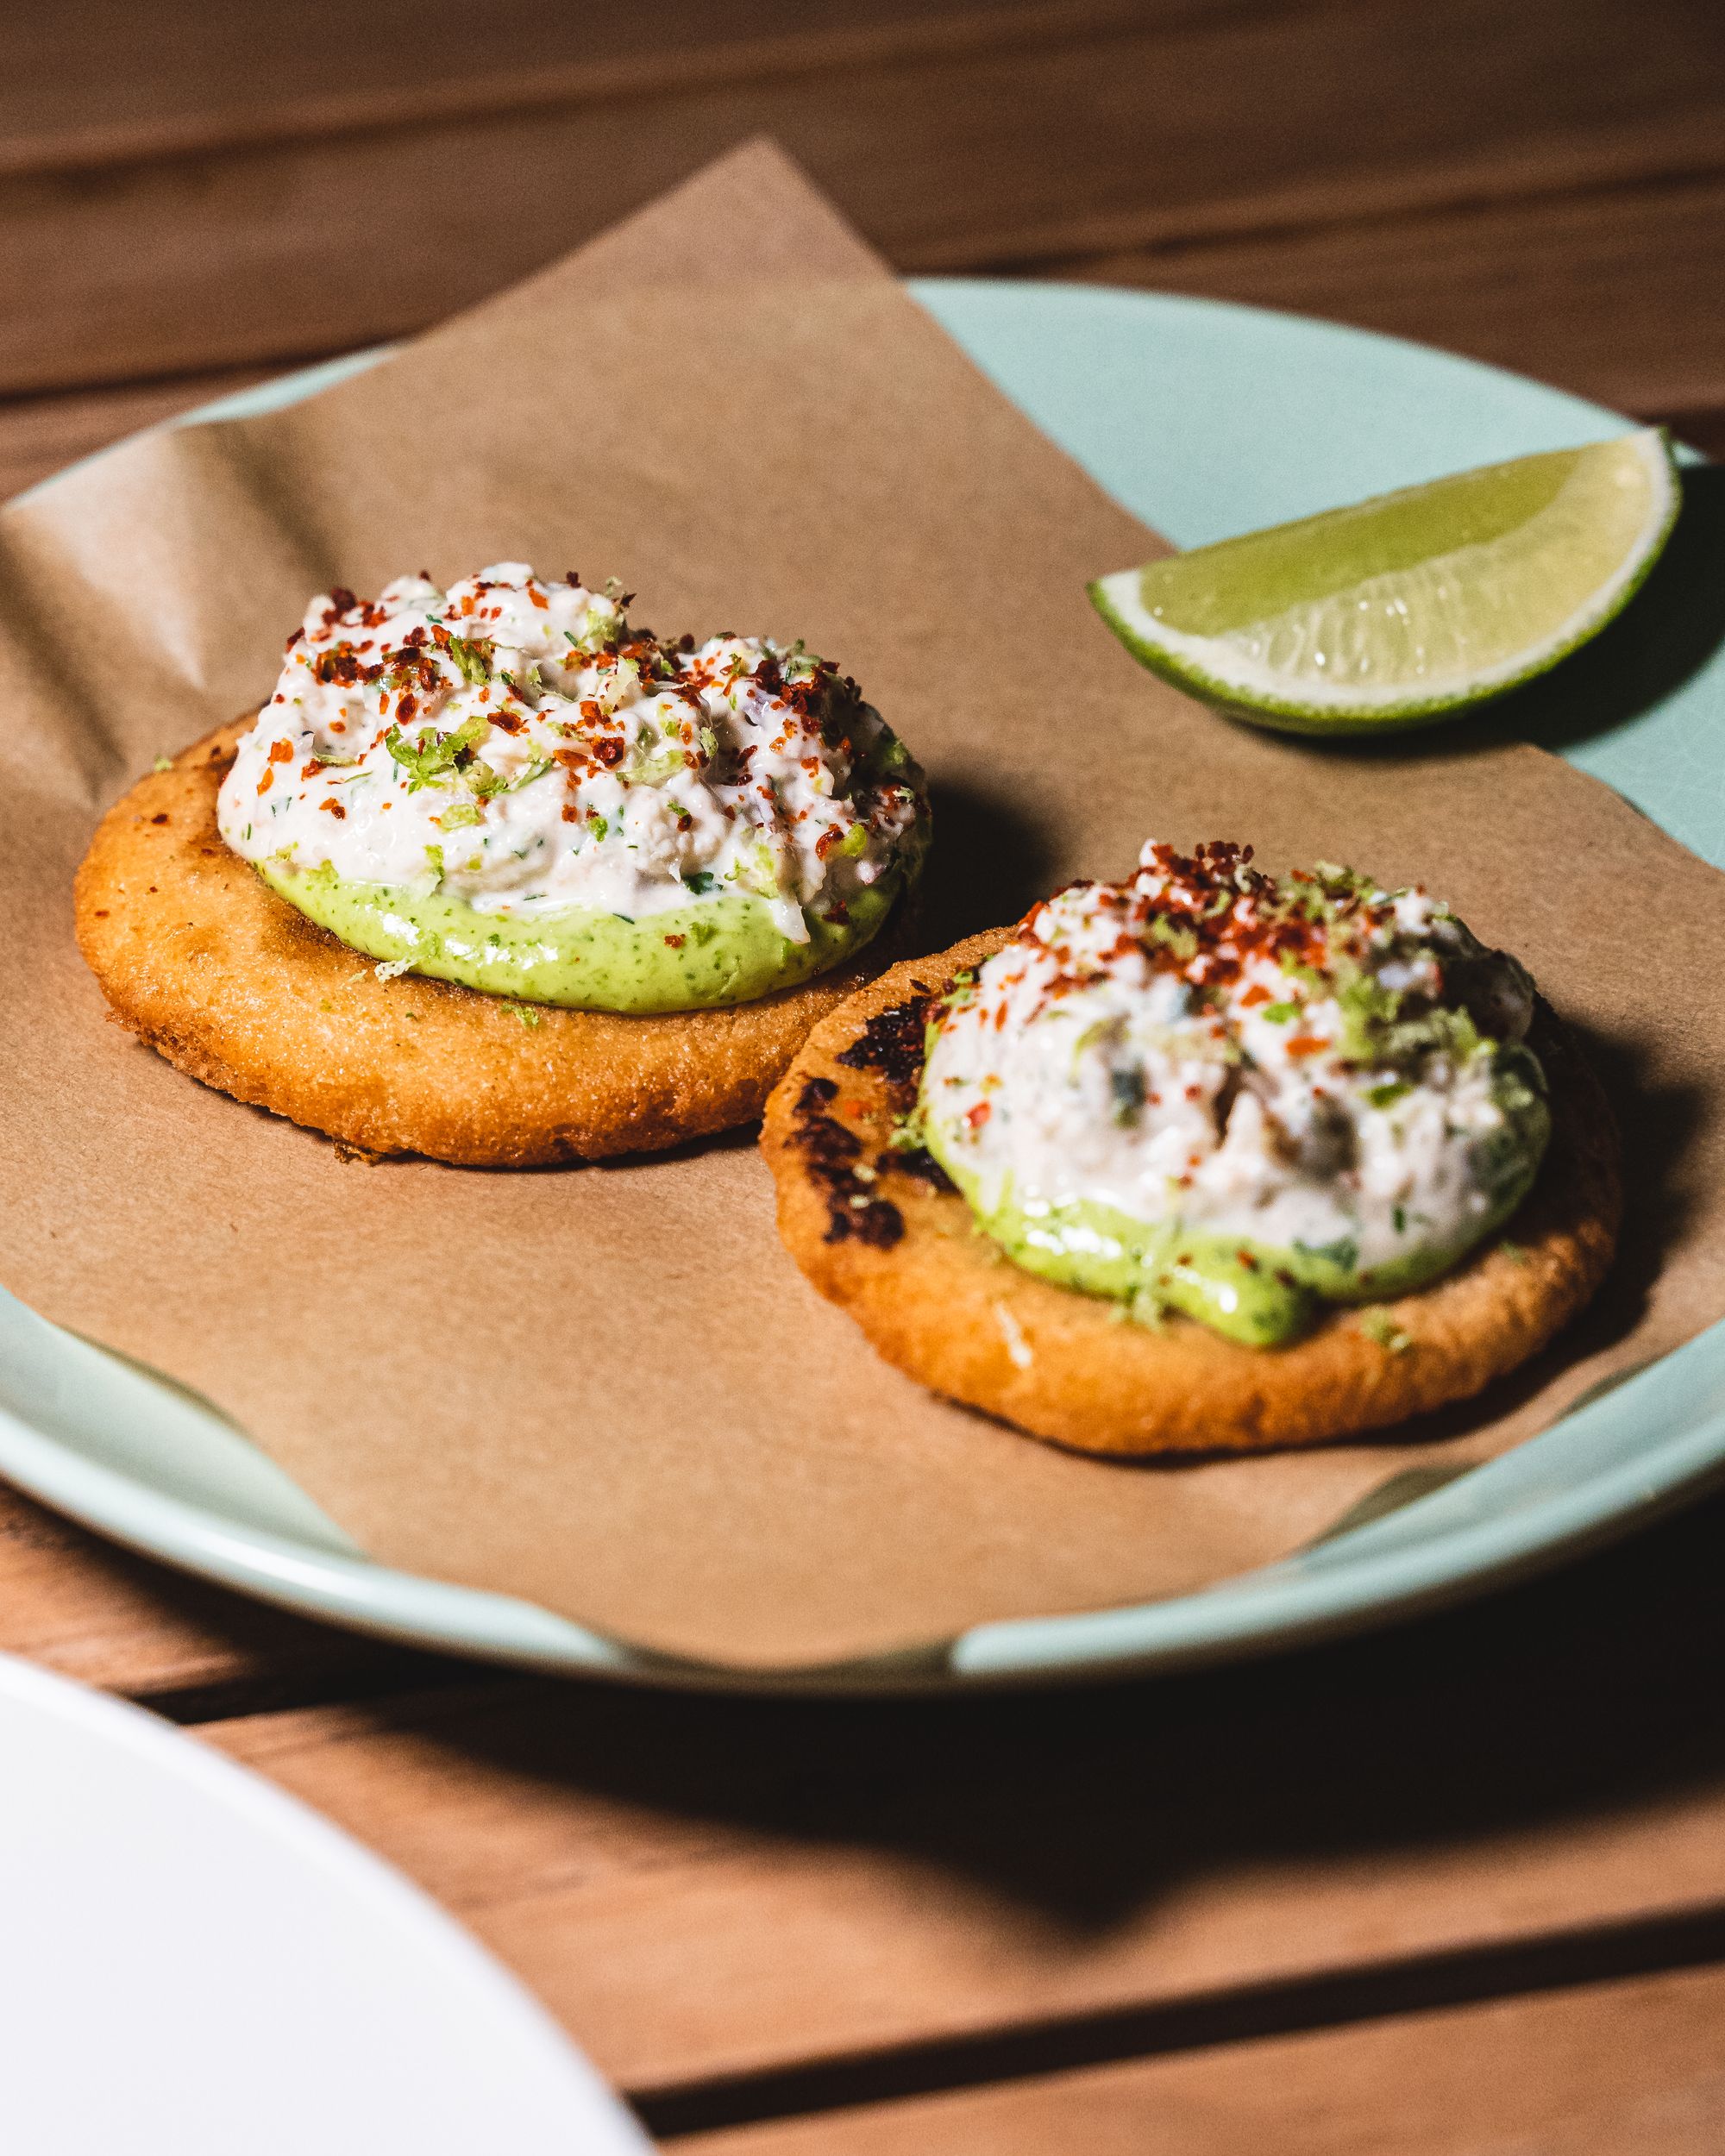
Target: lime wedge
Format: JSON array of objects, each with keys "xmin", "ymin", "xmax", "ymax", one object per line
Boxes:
[{"xmin": 1088, "ymin": 429, "xmax": 1679, "ymax": 732}]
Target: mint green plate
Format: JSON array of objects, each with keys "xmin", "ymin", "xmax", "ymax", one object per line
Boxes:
[{"xmin": 5, "ymin": 282, "xmax": 1724, "ymax": 1692}]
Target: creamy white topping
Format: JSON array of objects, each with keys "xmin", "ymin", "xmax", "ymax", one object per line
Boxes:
[
  {"xmin": 218, "ymin": 564, "xmax": 923, "ymax": 941},
  {"xmin": 922, "ymin": 842, "xmax": 1541, "ymax": 1276}
]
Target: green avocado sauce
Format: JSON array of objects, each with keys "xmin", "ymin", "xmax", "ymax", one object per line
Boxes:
[
  {"xmin": 920, "ymin": 1099, "xmax": 1548, "ymax": 1349},
  {"xmin": 258, "ymin": 856, "xmax": 911, "ymax": 1013}
]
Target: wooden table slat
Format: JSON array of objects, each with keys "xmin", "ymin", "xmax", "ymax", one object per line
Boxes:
[
  {"xmin": 192, "ymin": 1489, "xmax": 1725, "ymax": 2096},
  {"xmin": 1057, "ymin": 168, "xmax": 1725, "ymax": 419},
  {"xmin": 672, "ymin": 1961, "xmax": 1725, "ymax": 2153},
  {"xmin": 3, "ymin": 0, "xmax": 1722, "ymax": 397},
  {"xmin": 0, "ymin": 0, "xmax": 1163, "ymax": 178}
]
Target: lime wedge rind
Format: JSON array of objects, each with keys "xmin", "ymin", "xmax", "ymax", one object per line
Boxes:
[{"xmin": 1088, "ymin": 429, "xmax": 1682, "ymax": 735}]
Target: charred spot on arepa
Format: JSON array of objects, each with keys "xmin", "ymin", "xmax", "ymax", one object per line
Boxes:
[
  {"xmin": 787, "ymin": 1076, "xmax": 905, "ymax": 1248},
  {"xmin": 882, "ymin": 1144, "xmax": 956, "ymax": 1193},
  {"xmin": 833, "ymin": 984, "xmax": 937, "ymax": 1091}
]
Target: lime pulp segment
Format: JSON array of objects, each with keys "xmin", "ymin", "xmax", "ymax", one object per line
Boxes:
[{"xmin": 1088, "ymin": 429, "xmax": 1679, "ymax": 729}]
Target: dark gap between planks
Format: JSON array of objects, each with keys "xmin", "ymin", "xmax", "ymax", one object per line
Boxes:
[
  {"xmin": 135, "ymin": 1647, "xmax": 477, "ymax": 1727},
  {"xmin": 637, "ymin": 1902, "xmax": 1725, "ymax": 2139}
]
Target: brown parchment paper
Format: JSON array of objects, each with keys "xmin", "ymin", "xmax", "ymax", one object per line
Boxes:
[{"xmin": 3, "ymin": 144, "xmax": 1724, "ymax": 1670}]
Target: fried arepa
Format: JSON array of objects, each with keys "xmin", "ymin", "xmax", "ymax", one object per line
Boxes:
[
  {"xmin": 762, "ymin": 933, "xmax": 1622, "ymax": 1457},
  {"xmin": 76, "ymin": 723, "xmax": 910, "ymax": 1167}
]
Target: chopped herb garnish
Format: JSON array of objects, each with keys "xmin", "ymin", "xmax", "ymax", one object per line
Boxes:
[
  {"xmin": 1359, "ymin": 1308, "xmax": 1413, "ymax": 1353},
  {"xmin": 1147, "ymin": 916, "xmax": 1199, "ymax": 962},
  {"xmin": 1108, "ymin": 1064, "xmax": 1147, "ymax": 1124},
  {"xmin": 386, "ymin": 714, "xmax": 488, "ymax": 791},
  {"xmin": 467, "ymin": 753, "xmax": 551, "ymax": 801},
  {"xmin": 447, "ymin": 635, "xmax": 494, "ymax": 686}
]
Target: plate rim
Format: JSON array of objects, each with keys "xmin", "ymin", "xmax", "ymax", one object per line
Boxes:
[{"xmin": 5, "ymin": 274, "xmax": 1723, "ymax": 1695}]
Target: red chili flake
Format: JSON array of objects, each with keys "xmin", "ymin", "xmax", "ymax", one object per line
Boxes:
[
  {"xmin": 256, "ymin": 768, "xmax": 274, "ymax": 796},
  {"xmin": 594, "ymin": 737, "xmax": 625, "ymax": 768},
  {"xmin": 561, "ymin": 805, "xmax": 580, "ymax": 823},
  {"xmin": 301, "ymin": 761, "xmax": 323, "ymax": 780},
  {"xmin": 965, "ymin": 1100, "xmax": 993, "ymax": 1131},
  {"xmin": 267, "ymin": 738, "xmax": 294, "ymax": 763},
  {"xmin": 285, "ymin": 628, "xmax": 304, "ymax": 650},
  {"xmin": 397, "ymin": 693, "xmax": 418, "ymax": 725},
  {"xmin": 529, "ymin": 588, "xmax": 549, "ymax": 611},
  {"xmin": 318, "ymin": 799, "xmax": 348, "ymax": 819},
  {"xmin": 663, "ymin": 933, "xmax": 686, "ymax": 950},
  {"xmin": 1239, "ymin": 982, "xmax": 1271, "ymax": 1008},
  {"xmin": 1285, "ymin": 1035, "xmax": 1329, "ymax": 1058}
]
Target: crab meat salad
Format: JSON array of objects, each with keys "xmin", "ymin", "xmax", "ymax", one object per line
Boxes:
[
  {"xmin": 916, "ymin": 841, "xmax": 1552, "ymax": 1346},
  {"xmin": 217, "ymin": 564, "xmax": 929, "ymax": 1012}
]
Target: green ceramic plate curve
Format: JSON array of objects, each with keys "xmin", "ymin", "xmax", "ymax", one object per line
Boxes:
[{"xmin": 4, "ymin": 282, "xmax": 1724, "ymax": 1692}]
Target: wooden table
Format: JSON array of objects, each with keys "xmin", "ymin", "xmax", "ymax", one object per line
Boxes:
[{"xmin": 6, "ymin": 4, "xmax": 1725, "ymax": 2146}]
